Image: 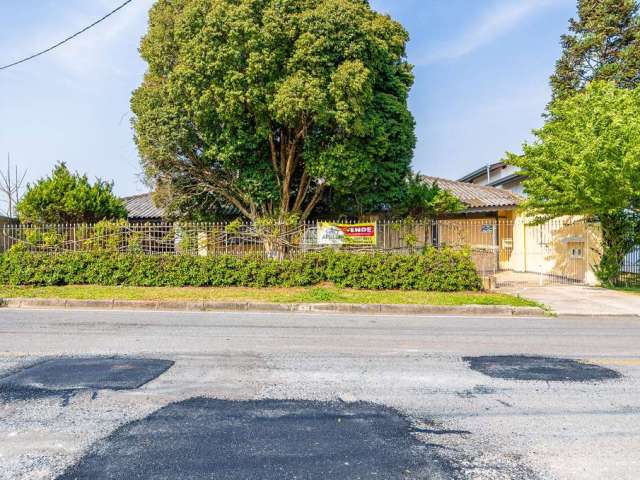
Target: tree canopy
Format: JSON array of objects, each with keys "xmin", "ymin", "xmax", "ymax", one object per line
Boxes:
[
  {"xmin": 17, "ymin": 163, "xmax": 127, "ymax": 224},
  {"xmin": 551, "ymin": 0, "xmax": 640, "ymax": 100},
  {"xmin": 131, "ymin": 0, "xmax": 416, "ymax": 223},
  {"xmin": 510, "ymin": 82, "xmax": 640, "ymax": 217},
  {"xmin": 508, "ymin": 81, "xmax": 640, "ymax": 283}
]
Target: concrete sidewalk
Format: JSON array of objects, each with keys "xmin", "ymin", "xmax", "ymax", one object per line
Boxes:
[
  {"xmin": 1, "ymin": 297, "xmax": 545, "ymax": 317},
  {"xmin": 500, "ymin": 285, "xmax": 640, "ymax": 316}
]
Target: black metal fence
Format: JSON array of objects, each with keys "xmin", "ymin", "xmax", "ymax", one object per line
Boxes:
[
  {"xmin": 616, "ymin": 246, "xmax": 640, "ymax": 287},
  {"xmin": 0, "ymin": 218, "xmax": 603, "ymax": 286}
]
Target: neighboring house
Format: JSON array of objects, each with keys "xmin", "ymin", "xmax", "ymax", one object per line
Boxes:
[
  {"xmin": 623, "ymin": 246, "xmax": 640, "ymax": 274},
  {"xmin": 120, "ymin": 193, "xmax": 239, "ymax": 223},
  {"xmin": 457, "ymin": 162, "xmax": 526, "ymax": 196},
  {"xmin": 0, "ymin": 215, "xmax": 18, "ymax": 224},
  {"xmin": 121, "ymin": 193, "xmax": 165, "ymax": 223}
]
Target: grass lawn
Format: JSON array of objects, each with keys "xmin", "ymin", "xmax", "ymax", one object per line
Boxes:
[
  {"xmin": 0, "ymin": 284, "xmax": 539, "ymax": 307},
  {"xmin": 614, "ymin": 286, "xmax": 640, "ymax": 294}
]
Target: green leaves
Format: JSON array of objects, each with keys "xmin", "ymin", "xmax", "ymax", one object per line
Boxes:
[
  {"xmin": 329, "ymin": 60, "xmax": 372, "ymax": 134},
  {"xmin": 17, "ymin": 163, "xmax": 127, "ymax": 224},
  {"xmin": 272, "ymin": 71, "xmax": 327, "ymax": 126},
  {"xmin": 131, "ymin": 0, "xmax": 415, "ymax": 221},
  {"xmin": 0, "ymin": 248, "xmax": 482, "ymax": 292},
  {"xmin": 514, "ymin": 0, "xmax": 640, "ymax": 284},
  {"xmin": 509, "ymin": 81, "xmax": 640, "ymax": 284},
  {"xmin": 551, "ymin": 0, "xmax": 640, "ymax": 100},
  {"xmin": 511, "ymin": 82, "xmax": 640, "ymax": 219},
  {"xmin": 395, "ymin": 174, "xmax": 464, "ymax": 219}
]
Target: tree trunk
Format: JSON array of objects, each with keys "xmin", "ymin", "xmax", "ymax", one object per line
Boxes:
[{"xmin": 596, "ymin": 212, "xmax": 636, "ymax": 286}]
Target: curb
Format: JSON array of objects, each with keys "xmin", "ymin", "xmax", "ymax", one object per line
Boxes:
[{"xmin": 1, "ymin": 297, "xmax": 546, "ymax": 317}]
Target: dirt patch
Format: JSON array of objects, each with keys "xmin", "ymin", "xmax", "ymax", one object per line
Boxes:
[
  {"xmin": 464, "ymin": 355, "xmax": 621, "ymax": 382},
  {"xmin": 56, "ymin": 398, "xmax": 457, "ymax": 480},
  {"xmin": 0, "ymin": 357, "xmax": 173, "ymax": 402}
]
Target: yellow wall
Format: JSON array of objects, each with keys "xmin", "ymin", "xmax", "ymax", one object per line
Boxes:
[
  {"xmin": 437, "ymin": 212, "xmax": 602, "ymax": 285},
  {"xmin": 505, "ymin": 214, "xmax": 601, "ymax": 285}
]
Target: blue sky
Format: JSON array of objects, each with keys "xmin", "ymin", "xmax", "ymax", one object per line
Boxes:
[{"xmin": 0, "ymin": 0, "xmax": 576, "ymax": 199}]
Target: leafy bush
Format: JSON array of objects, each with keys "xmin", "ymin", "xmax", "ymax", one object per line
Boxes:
[
  {"xmin": 17, "ymin": 163, "xmax": 127, "ymax": 224},
  {"xmin": 0, "ymin": 248, "xmax": 482, "ymax": 292}
]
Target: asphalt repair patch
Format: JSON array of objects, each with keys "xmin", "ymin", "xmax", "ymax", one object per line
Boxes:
[
  {"xmin": 56, "ymin": 398, "xmax": 456, "ymax": 480},
  {"xmin": 0, "ymin": 357, "xmax": 174, "ymax": 402},
  {"xmin": 464, "ymin": 355, "xmax": 621, "ymax": 382}
]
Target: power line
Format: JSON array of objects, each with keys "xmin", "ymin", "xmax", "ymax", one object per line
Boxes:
[{"xmin": 0, "ymin": 0, "xmax": 134, "ymax": 71}]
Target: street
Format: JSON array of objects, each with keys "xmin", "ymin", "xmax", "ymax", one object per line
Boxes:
[{"xmin": 0, "ymin": 309, "xmax": 639, "ymax": 479}]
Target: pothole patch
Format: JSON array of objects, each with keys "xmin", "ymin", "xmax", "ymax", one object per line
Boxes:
[
  {"xmin": 463, "ymin": 355, "xmax": 621, "ymax": 382},
  {"xmin": 0, "ymin": 357, "xmax": 174, "ymax": 402},
  {"xmin": 56, "ymin": 398, "xmax": 457, "ymax": 480}
]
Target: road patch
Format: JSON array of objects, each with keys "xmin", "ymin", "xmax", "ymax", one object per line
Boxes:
[
  {"xmin": 463, "ymin": 355, "xmax": 621, "ymax": 382},
  {"xmin": 0, "ymin": 357, "xmax": 173, "ymax": 402},
  {"xmin": 56, "ymin": 398, "xmax": 456, "ymax": 480}
]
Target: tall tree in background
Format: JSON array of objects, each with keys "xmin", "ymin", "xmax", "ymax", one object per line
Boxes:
[
  {"xmin": 131, "ymin": 0, "xmax": 415, "ymax": 223},
  {"xmin": 550, "ymin": 0, "xmax": 640, "ymax": 100},
  {"xmin": 509, "ymin": 0, "xmax": 640, "ymax": 285},
  {"xmin": 17, "ymin": 163, "xmax": 127, "ymax": 224}
]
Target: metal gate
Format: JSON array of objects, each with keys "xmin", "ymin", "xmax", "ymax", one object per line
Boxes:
[{"xmin": 492, "ymin": 218, "xmax": 595, "ymax": 288}]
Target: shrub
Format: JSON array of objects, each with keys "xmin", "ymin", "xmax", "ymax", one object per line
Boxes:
[{"xmin": 0, "ymin": 248, "xmax": 482, "ymax": 292}]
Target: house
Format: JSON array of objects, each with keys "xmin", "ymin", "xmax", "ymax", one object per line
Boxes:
[
  {"xmin": 121, "ymin": 193, "xmax": 165, "ymax": 223},
  {"xmin": 120, "ymin": 193, "xmax": 239, "ymax": 223},
  {"xmin": 122, "ymin": 177, "xmax": 524, "ymax": 223},
  {"xmin": 457, "ymin": 162, "xmax": 526, "ymax": 196},
  {"xmin": 423, "ymin": 175, "xmax": 522, "ymax": 218},
  {"xmin": 120, "ymin": 182, "xmax": 599, "ymax": 285},
  {"xmin": 425, "ymin": 174, "xmax": 599, "ymax": 285}
]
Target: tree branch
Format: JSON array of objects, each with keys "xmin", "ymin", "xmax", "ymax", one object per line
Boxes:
[
  {"xmin": 292, "ymin": 169, "xmax": 310, "ymax": 212},
  {"xmin": 268, "ymin": 131, "xmax": 281, "ymax": 188},
  {"xmin": 175, "ymin": 152, "xmax": 254, "ymax": 220},
  {"xmin": 300, "ymin": 183, "xmax": 326, "ymax": 221}
]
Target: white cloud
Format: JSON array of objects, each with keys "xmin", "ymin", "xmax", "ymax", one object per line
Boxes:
[{"xmin": 420, "ymin": 0, "xmax": 555, "ymax": 65}]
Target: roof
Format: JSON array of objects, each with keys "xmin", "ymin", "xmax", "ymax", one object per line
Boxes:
[
  {"xmin": 120, "ymin": 193, "xmax": 241, "ymax": 220},
  {"xmin": 121, "ymin": 193, "xmax": 165, "ymax": 220},
  {"xmin": 457, "ymin": 162, "xmax": 505, "ymax": 183},
  {"xmin": 487, "ymin": 172, "xmax": 526, "ymax": 188},
  {"xmin": 121, "ymin": 179, "xmax": 522, "ymax": 220},
  {"xmin": 422, "ymin": 175, "xmax": 523, "ymax": 212}
]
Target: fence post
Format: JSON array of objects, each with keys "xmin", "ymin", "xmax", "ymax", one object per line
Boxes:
[
  {"xmin": 538, "ymin": 224, "xmax": 544, "ymax": 287},
  {"xmin": 431, "ymin": 219, "xmax": 438, "ymax": 247}
]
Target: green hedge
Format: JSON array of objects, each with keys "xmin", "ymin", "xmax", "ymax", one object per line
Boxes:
[{"xmin": 0, "ymin": 248, "xmax": 482, "ymax": 291}]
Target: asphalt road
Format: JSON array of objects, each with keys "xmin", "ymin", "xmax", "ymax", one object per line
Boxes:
[{"xmin": 0, "ymin": 309, "xmax": 639, "ymax": 480}]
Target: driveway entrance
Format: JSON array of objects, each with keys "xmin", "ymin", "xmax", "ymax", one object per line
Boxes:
[
  {"xmin": 497, "ymin": 284, "xmax": 640, "ymax": 316},
  {"xmin": 495, "ymin": 270, "xmax": 584, "ymax": 288}
]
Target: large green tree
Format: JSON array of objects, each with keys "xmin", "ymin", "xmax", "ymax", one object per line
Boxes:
[
  {"xmin": 131, "ymin": 0, "xmax": 415, "ymax": 223},
  {"xmin": 551, "ymin": 0, "xmax": 640, "ymax": 100},
  {"xmin": 17, "ymin": 163, "xmax": 127, "ymax": 224},
  {"xmin": 508, "ymin": 82, "xmax": 640, "ymax": 285}
]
